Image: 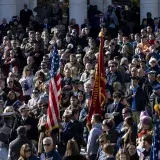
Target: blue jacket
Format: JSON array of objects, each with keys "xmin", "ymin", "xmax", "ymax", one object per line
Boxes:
[
  {"xmin": 28, "ymin": 155, "xmax": 39, "ymax": 160},
  {"xmin": 87, "ymin": 123, "xmax": 102, "ymax": 155},
  {"xmin": 40, "ymin": 150, "xmax": 61, "ymax": 160}
]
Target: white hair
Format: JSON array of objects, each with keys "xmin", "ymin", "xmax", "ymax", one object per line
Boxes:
[
  {"xmin": 43, "ymin": 137, "xmax": 53, "ymax": 145},
  {"xmin": 149, "ymin": 57, "xmax": 157, "ymax": 65}
]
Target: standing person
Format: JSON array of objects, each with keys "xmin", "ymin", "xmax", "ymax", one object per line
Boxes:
[
  {"xmin": 126, "ymin": 77, "xmax": 146, "ymax": 124},
  {"xmin": 20, "ymin": 3, "xmax": 33, "ymax": 28},
  {"xmin": 87, "ymin": 114, "xmax": 102, "ymax": 160},
  {"xmin": 107, "ymin": 92, "xmax": 124, "ymax": 126},
  {"xmin": 8, "ymin": 126, "xmax": 32, "ymax": 160},
  {"xmin": 0, "ymin": 18, "xmax": 10, "ymax": 36},
  {"xmin": 19, "ymin": 105, "xmax": 38, "ymax": 143},
  {"xmin": 19, "ymin": 66, "xmax": 34, "ymax": 104},
  {"xmin": 62, "ymin": 139, "xmax": 87, "ymax": 160},
  {"xmin": 40, "ymin": 137, "xmax": 61, "ymax": 160}
]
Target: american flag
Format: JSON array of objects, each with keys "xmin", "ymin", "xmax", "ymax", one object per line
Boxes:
[
  {"xmin": 46, "ymin": 45, "xmax": 61, "ymax": 131},
  {"xmin": 150, "ymin": 116, "xmax": 160, "ymax": 160}
]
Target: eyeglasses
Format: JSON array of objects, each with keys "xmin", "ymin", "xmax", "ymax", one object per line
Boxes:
[
  {"xmin": 8, "ymin": 81, "xmax": 13, "ymax": 83},
  {"xmin": 99, "ymin": 140, "xmax": 104, "ymax": 144},
  {"xmin": 26, "ymin": 70, "xmax": 31, "ymax": 71},
  {"xmin": 110, "ymin": 65, "xmax": 115, "ymax": 68},
  {"xmin": 33, "ymin": 92, "xmax": 38, "ymax": 94},
  {"xmin": 43, "ymin": 143, "xmax": 51, "ymax": 147},
  {"xmin": 25, "ymin": 149, "xmax": 31, "ymax": 153}
]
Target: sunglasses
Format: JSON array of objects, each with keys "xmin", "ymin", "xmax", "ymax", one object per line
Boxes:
[
  {"xmin": 110, "ymin": 65, "xmax": 115, "ymax": 68},
  {"xmin": 8, "ymin": 81, "xmax": 13, "ymax": 83},
  {"xmin": 99, "ymin": 140, "xmax": 104, "ymax": 144},
  {"xmin": 43, "ymin": 143, "xmax": 51, "ymax": 147},
  {"xmin": 25, "ymin": 149, "xmax": 31, "ymax": 153},
  {"xmin": 33, "ymin": 92, "xmax": 38, "ymax": 94}
]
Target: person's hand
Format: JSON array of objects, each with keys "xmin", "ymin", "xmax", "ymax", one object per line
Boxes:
[
  {"xmin": 86, "ymin": 154, "xmax": 90, "ymax": 160},
  {"xmin": 132, "ymin": 94, "xmax": 136, "ymax": 98},
  {"xmin": 24, "ymin": 125, "xmax": 31, "ymax": 130},
  {"xmin": 35, "ymin": 53, "xmax": 40, "ymax": 57}
]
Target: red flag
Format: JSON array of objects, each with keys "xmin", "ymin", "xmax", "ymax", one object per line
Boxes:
[{"xmin": 87, "ymin": 36, "xmax": 106, "ymax": 122}]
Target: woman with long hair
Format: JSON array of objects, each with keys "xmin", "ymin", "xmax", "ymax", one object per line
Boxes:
[
  {"xmin": 121, "ymin": 117, "xmax": 137, "ymax": 148},
  {"xmin": 19, "ymin": 66, "xmax": 34, "ymax": 104},
  {"xmin": 18, "ymin": 144, "xmax": 38, "ymax": 160},
  {"xmin": 62, "ymin": 139, "xmax": 87, "ymax": 160},
  {"xmin": 126, "ymin": 143, "xmax": 139, "ymax": 160},
  {"xmin": 4, "ymin": 90, "xmax": 17, "ymax": 107},
  {"xmin": 116, "ymin": 149, "xmax": 130, "ymax": 160}
]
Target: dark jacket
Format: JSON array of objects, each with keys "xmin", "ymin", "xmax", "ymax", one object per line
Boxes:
[
  {"xmin": 0, "ymin": 23, "xmax": 10, "ymax": 36},
  {"xmin": 40, "ymin": 149, "xmax": 61, "ymax": 160},
  {"xmin": 61, "ymin": 120, "xmax": 84, "ymax": 146},
  {"xmin": 126, "ymin": 87, "xmax": 146, "ymax": 111},
  {"xmin": 142, "ymin": 80, "xmax": 159, "ymax": 102},
  {"xmin": 107, "ymin": 102, "xmax": 125, "ymax": 126},
  {"xmin": 106, "ymin": 71, "xmax": 123, "ymax": 87},
  {"xmin": 62, "ymin": 155, "xmax": 87, "ymax": 160},
  {"xmin": 8, "ymin": 135, "xmax": 32, "ymax": 160},
  {"xmin": 19, "ymin": 116, "xmax": 38, "ymax": 141},
  {"xmin": 20, "ymin": 9, "xmax": 33, "ymax": 27}
]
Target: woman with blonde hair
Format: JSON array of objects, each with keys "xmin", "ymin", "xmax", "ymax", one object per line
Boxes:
[
  {"xmin": 18, "ymin": 143, "xmax": 38, "ymax": 160},
  {"xmin": 62, "ymin": 139, "xmax": 87, "ymax": 160},
  {"xmin": 19, "ymin": 66, "xmax": 34, "ymax": 104}
]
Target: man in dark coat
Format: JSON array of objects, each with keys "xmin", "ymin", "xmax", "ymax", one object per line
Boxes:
[
  {"xmin": 60, "ymin": 109, "xmax": 83, "ymax": 155},
  {"xmin": 20, "ymin": 3, "xmax": 33, "ymax": 28},
  {"xmin": 8, "ymin": 126, "xmax": 32, "ymax": 160},
  {"xmin": 0, "ymin": 18, "xmax": 10, "ymax": 36},
  {"xmin": 126, "ymin": 77, "xmax": 146, "ymax": 124},
  {"xmin": 107, "ymin": 91, "xmax": 125, "ymax": 126},
  {"xmin": 19, "ymin": 105, "xmax": 38, "ymax": 142}
]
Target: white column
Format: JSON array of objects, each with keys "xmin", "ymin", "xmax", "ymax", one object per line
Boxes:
[
  {"xmin": 90, "ymin": 0, "xmax": 112, "ymax": 13},
  {"xmin": 0, "ymin": 0, "xmax": 17, "ymax": 22},
  {"xmin": 29, "ymin": 0, "xmax": 37, "ymax": 15},
  {"xmin": 69, "ymin": 0, "xmax": 87, "ymax": 28},
  {"xmin": 140, "ymin": 0, "xmax": 159, "ymax": 22}
]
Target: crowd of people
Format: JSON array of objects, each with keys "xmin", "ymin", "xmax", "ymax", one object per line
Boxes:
[{"xmin": 0, "ymin": 0, "xmax": 159, "ymax": 160}]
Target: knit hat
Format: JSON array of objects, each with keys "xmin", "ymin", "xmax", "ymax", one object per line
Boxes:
[
  {"xmin": 149, "ymin": 57, "xmax": 157, "ymax": 65},
  {"xmin": 141, "ymin": 116, "xmax": 152, "ymax": 125}
]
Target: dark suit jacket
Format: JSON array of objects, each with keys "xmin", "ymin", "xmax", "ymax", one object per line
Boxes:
[
  {"xmin": 19, "ymin": 116, "xmax": 38, "ymax": 141},
  {"xmin": 126, "ymin": 87, "xmax": 146, "ymax": 111},
  {"xmin": 0, "ymin": 23, "xmax": 10, "ymax": 36},
  {"xmin": 107, "ymin": 102, "xmax": 125, "ymax": 126},
  {"xmin": 20, "ymin": 9, "xmax": 33, "ymax": 26},
  {"xmin": 8, "ymin": 136, "xmax": 32, "ymax": 160}
]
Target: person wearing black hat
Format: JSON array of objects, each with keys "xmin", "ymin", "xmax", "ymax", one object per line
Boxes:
[
  {"xmin": 126, "ymin": 77, "xmax": 146, "ymax": 124},
  {"xmin": 8, "ymin": 126, "xmax": 32, "ymax": 160}
]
